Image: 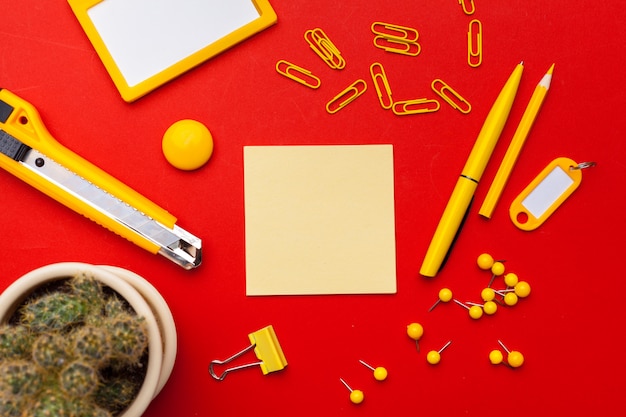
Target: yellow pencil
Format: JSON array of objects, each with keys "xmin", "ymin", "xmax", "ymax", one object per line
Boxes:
[{"xmin": 479, "ymin": 64, "xmax": 555, "ymax": 219}]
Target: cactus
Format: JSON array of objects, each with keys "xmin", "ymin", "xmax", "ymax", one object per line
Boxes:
[{"xmin": 0, "ymin": 272, "xmax": 149, "ymax": 416}]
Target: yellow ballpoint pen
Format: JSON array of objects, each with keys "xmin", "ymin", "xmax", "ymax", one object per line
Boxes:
[
  {"xmin": 479, "ymin": 64, "xmax": 555, "ymax": 218},
  {"xmin": 420, "ymin": 62, "xmax": 524, "ymax": 278}
]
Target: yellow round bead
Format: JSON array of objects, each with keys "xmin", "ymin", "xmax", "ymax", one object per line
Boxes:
[
  {"xmin": 483, "ymin": 300, "xmax": 498, "ymax": 315},
  {"xmin": 350, "ymin": 389, "xmax": 364, "ymax": 404},
  {"xmin": 515, "ymin": 281, "xmax": 531, "ymax": 298},
  {"xmin": 406, "ymin": 323, "xmax": 424, "ymax": 340},
  {"xmin": 503, "ymin": 292, "xmax": 518, "ymax": 306},
  {"xmin": 491, "ymin": 261, "xmax": 505, "ymax": 276},
  {"xmin": 507, "ymin": 351, "xmax": 525, "ymax": 368},
  {"xmin": 162, "ymin": 119, "xmax": 214, "ymax": 170},
  {"xmin": 426, "ymin": 350, "xmax": 441, "ymax": 365},
  {"xmin": 504, "ymin": 272, "xmax": 519, "ymax": 287},
  {"xmin": 481, "ymin": 287, "xmax": 495, "ymax": 302},
  {"xmin": 373, "ymin": 367, "xmax": 388, "ymax": 381},
  {"xmin": 468, "ymin": 305, "xmax": 483, "ymax": 319},
  {"xmin": 477, "ymin": 253, "xmax": 494, "ymax": 270},
  {"xmin": 489, "ymin": 349, "xmax": 504, "ymax": 364},
  {"xmin": 439, "ymin": 288, "xmax": 453, "ymax": 302}
]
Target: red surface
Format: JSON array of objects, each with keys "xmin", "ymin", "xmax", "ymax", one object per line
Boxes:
[{"xmin": 1, "ymin": 1, "xmax": 625, "ymax": 416}]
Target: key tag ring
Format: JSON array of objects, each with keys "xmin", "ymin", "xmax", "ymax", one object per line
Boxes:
[{"xmin": 509, "ymin": 157, "xmax": 596, "ymax": 230}]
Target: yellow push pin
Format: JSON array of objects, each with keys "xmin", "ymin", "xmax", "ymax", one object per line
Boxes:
[
  {"xmin": 477, "ymin": 253, "xmax": 494, "ymax": 270},
  {"xmin": 454, "ymin": 299, "xmax": 484, "ymax": 319},
  {"xmin": 488, "ymin": 260, "xmax": 506, "ymax": 287},
  {"xmin": 514, "ymin": 281, "xmax": 531, "ymax": 298},
  {"xmin": 406, "ymin": 322, "xmax": 424, "ymax": 352},
  {"xmin": 428, "ymin": 288, "xmax": 454, "ymax": 311},
  {"xmin": 359, "ymin": 360, "xmax": 388, "ymax": 381},
  {"xmin": 498, "ymin": 340, "xmax": 525, "ymax": 368},
  {"xmin": 340, "ymin": 378, "xmax": 364, "ymax": 404},
  {"xmin": 427, "ymin": 341, "xmax": 452, "ymax": 365},
  {"xmin": 468, "ymin": 301, "xmax": 497, "ymax": 315},
  {"xmin": 208, "ymin": 325, "xmax": 288, "ymax": 380},
  {"xmin": 504, "ymin": 272, "xmax": 519, "ymax": 288},
  {"xmin": 481, "ymin": 287, "xmax": 496, "ymax": 302},
  {"xmin": 489, "ymin": 349, "xmax": 504, "ymax": 365}
]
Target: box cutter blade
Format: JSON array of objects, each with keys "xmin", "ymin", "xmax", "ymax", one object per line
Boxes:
[{"xmin": 0, "ymin": 89, "xmax": 201, "ymax": 269}]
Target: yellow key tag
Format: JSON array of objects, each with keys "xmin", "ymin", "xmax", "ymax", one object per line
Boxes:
[{"xmin": 509, "ymin": 157, "xmax": 595, "ymax": 231}]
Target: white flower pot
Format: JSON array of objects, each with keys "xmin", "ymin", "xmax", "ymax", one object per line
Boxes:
[{"xmin": 0, "ymin": 262, "xmax": 177, "ymax": 417}]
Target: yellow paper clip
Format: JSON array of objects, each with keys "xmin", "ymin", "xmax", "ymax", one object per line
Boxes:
[
  {"xmin": 373, "ymin": 36, "xmax": 421, "ymax": 56},
  {"xmin": 468, "ymin": 19, "xmax": 483, "ymax": 67},
  {"xmin": 458, "ymin": 0, "xmax": 476, "ymax": 15},
  {"xmin": 326, "ymin": 79, "xmax": 368, "ymax": 114},
  {"xmin": 392, "ymin": 98, "xmax": 440, "ymax": 115},
  {"xmin": 370, "ymin": 62, "xmax": 393, "ymax": 109},
  {"xmin": 431, "ymin": 79, "xmax": 471, "ymax": 114},
  {"xmin": 304, "ymin": 28, "xmax": 346, "ymax": 70},
  {"xmin": 371, "ymin": 22, "xmax": 419, "ymax": 43},
  {"xmin": 276, "ymin": 60, "xmax": 321, "ymax": 89},
  {"xmin": 209, "ymin": 325, "xmax": 288, "ymax": 381}
]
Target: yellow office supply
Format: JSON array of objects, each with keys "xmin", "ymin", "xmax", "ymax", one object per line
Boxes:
[
  {"xmin": 468, "ymin": 19, "xmax": 483, "ymax": 67},
  {"xmin": 162, "ymin": 119, "xmax": 214, "ymax": 171},
  {"xmin": 371, "ymin": 22, "xmax": 419, "ymax": 43},
  {"xmin": 305, "ymin": 28, "xmax": 346, "ymax": 70},
  {"xmin": 431, "ymin": 79, "xmax": 472, "ymax": 114},
  {"xmin": 509, "ymin": 158, "xmax": 595, "ymax": 231},
  {"xmin": 370, "ymin": 63, "xmax": 393, "ymax": 109},
  {"xmin": 480, "ymin": 64, "xmax": 555, "ymax": 218},
  {"xmin": 392, "ymin": 98, "xmax": 440, "ymax": 115},
  {"xmin": 326, "ymin": 79, "xmax": 368, "ymax": 114},
  {"xmin": 373, "ymin": 37, "xmax": 421, "ymax": 56},
  {"xmin": 420, "ymin": 62, "xmax": 524, "ymax": 278},
  {"xmin": 209, "ymin": 325, "xmax": 287, "ymax": 380},
  {"xmin": 276, "ymin": 60, "xmax": 322, "ymax": 89},
  {"xmin": 67, "ymin": 0, "xmax": 278, "ymax": 102},
  {"xmin": 458, "ymin": 0, "xmax": 476, "ymax": 15},
  {"xmin": 0, "ymin": 89, "xmax": 202, "ymax": 269}
]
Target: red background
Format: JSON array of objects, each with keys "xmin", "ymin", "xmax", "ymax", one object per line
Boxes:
[{"xmin": 1, "ymin": 1, "xmax": 625, "ymax": 416}]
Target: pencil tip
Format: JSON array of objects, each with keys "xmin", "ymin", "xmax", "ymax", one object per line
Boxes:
[{"xmin": 547, "ymin": 63, "xmax": 555, "ymax": 74}]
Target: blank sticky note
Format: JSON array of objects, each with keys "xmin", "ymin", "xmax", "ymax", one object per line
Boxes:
[{"xmin": 244, "ymin": 145, "xmax": 397, "ymax": 296}]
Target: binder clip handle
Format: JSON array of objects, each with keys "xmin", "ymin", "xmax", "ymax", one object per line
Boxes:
[{"xmin": 209, "ymin": 344, "xmax": 262, "ymax": 381}]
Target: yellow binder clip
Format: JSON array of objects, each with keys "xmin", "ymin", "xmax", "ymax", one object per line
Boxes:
[
  {"xmin": 304, "ymin": 28, "xmax": 346, "ymax": 70},
  {"xmin": 326, "ymin": 79, "xmax": 368, "ymax": 114},
  {"xmin": 371, "ymin": 22, "xmax": 421, "ymax": 56},
  {"xmin": 370, "ymin": 62, "xmax": 393, "ymax": 109},
  {"xmin": 209, "ymin": 325, "xmax": 288, "ymax": 381},
  {"xmin": 392, "ymin": 98, "xmax": 440, "ymax": 115},
  {"xmin": 276, "ymin": 60, "xmax": 321, "ymax": 89},
  {"xmin": 468, "ymin": 19, "xmax": 483, "ymax": 67},
  {"xmin": 458, "ymin": 0, "xmax": 476, "ymax": 15},
  {"xmin": 431, "ymin": 79, "xmax": 471, "ymax": 114}
]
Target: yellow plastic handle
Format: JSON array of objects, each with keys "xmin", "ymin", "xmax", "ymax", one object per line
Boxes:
[{"xmin": 0, "ymin": 89, "xmax": 176, "ymax": 253}]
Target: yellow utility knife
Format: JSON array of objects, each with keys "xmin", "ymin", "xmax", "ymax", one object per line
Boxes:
[{"xmin": 0, "ymin": 89, "xmax": 201, "ymax": 269}]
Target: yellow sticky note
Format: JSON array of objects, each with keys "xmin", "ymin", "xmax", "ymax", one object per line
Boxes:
[{"xmin": 244, "ymin": 145, "xmax": 397, "ymax": 296}]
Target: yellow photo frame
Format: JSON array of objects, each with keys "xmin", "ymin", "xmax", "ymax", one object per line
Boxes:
[{"xmin": 67, "ymin": 0, "xmax": 277, "ymax": 102}]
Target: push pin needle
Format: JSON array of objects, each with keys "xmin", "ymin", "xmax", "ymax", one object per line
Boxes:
[
  {"xmin": 340, "ymin": 378, "xmax": 364, "ymax": 404},
  {"xmin": 498, "ymin": 340, "xmax": 525, "ymax": 368},
  {"xmin": 429, "ymin": 288, "xmax": 454, "ymax": 311},
  {"xmin": 427, "ymin": 341, "xmax": 452, "ymax": 365},
  {"xmin": 359, "ymin": 360, "xmax": 388, "ymax": 381}
]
